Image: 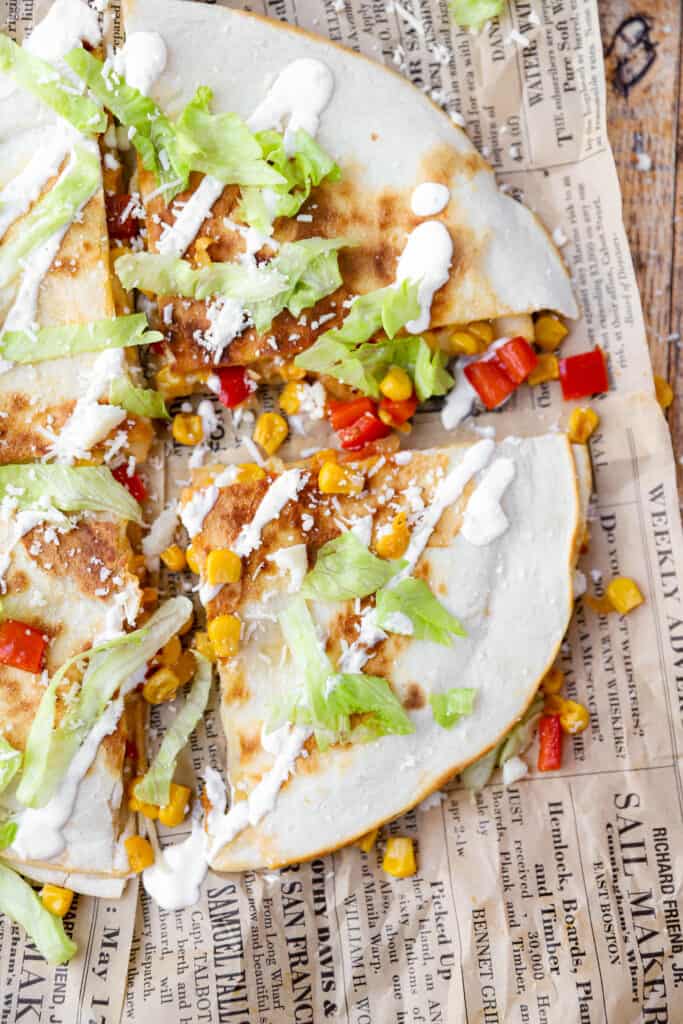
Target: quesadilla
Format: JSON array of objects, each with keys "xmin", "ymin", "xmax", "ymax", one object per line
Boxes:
[{"xmin": 178, "ymin": 432, "xmax": 589, "ymax": 870}]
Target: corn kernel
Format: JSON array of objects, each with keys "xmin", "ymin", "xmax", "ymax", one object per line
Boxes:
[
  {"xmin": 174, "ymin": 649, "xmax": 197, "ymax": 686},
  {"xmin": 559, "ymin": 699, "xmax": 590, "ymax": 735},
  {"xmin": 382, "ymin": 837, "xmax": 417, "ymax": 878},
  {"xmin": 129, "ymin": 776, "xmax": 159, "ymax": 819},
  {"xmin": 253, "ymin": 412, "xmax": 288, "ymax": 455},
  {"xmin": 194, "ymin": 630, "xmax": 216, "ymax": 662},
  {"xmin": 467, "ymin": 320, "xmax": 494, "ymax": 346},
  {"xmin": 358, "ymin": 828, "xmax": 379, "ymax": 853},
  {"xmin": 125, "ymin": 835, "xmax": 155, "ymax": 873},
  {"xmin": 236, "ymin": 463, "xmax": 267, "ymax": 484},
  {"xmin": 568, "ymin": 407, "xmax": 599, "ymax": 444},
  {"xmin": 40, "ymin": 884, "xmax": 74, "ymax": 918},
  {"xmin": 542, "ymin": 666, "xmax": 564, "ymax": 695},
  {"xmin": 155, "ymin": 366, "xmax": 187, "ymax": 400},
  {"xmin": 207, "ymin": 549, "xmax": 242, "ymax": 585},
  {"xmin": 584, "ymin": 593, "xmax": 614, "ymax": 615},
  {"xmin": 447, "ymin": 330, "xmax": 480, "ymax": 356},
  {"xmin": 158, "ymin": 783, "xmax": 192, "ymax": 828},
  {"xmin": 143, "ymin": 667, "xmax": 180, "ymax": 704},
  {"xmin": 185, "ymin": 544, "xmax": 201, "ymax": 574},
  {"xmin": 279, "ymin": 362, "xmax": 307, "ymax": 382},
  {"xmin": 378, "ymin": 407, "xmax": 413, "ymax": 431},
  {"xmin": 279, "ymin": 381, "xmax": 302, "ymax": 415},
  {"xmin": 534, "ymin": 313, "xmax": 568, "ymax": 352},
  {"xmin": 606, "ymin": 577, "xmax": 644, "ymax": 615},
  {"xmin": 528, "ymin": 354, "xmax": 559, "ymax": 387},
  {"xmin": 208, "ymin": 614, "xmax": 241, "ymax": 659},
  {"xmin": 654, "ymin": 374, "xmax": 674, "ymax": 410},
  {"xmin": 318, "ymin": 461, "xmax": 364, "ymax": 495},
  {"xmin": 161, "ymin": 544, "xmax": 186, "ymax": 572},
  {"xmin": 380, "ymin": 366, "xmax": 413, "ymax": 402},
  {"xmin": 375, "ymin": 513, "xmax": 410, "ymax": 559},
  {"xmin": 193, "ymin": 235, "xmax": 212, "ymax": 269},
  {"xmin": 159, "ymin": 635, "xmax": 182, "ymax": 666},
  {"xmin": 172, "ymin": 413, "xmax": 203, "ymax": 446},
  {"xmin": 543, "ymin": 693, "xmax": 565, "ymax": 715}
]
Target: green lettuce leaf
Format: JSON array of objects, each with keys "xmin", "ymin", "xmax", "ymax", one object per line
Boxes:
[
  {"xmin": 316, "ymin": 280, "xmax": 420, "ymax": 348},
  {"xmin": 0, "ymin": 465, "xmax": 142, "ymax": 523},
  {"xmin": 0, "ymin": 737, "xmax": 21, "ymax": 794},
  {"xmin": 0, "ymin": 314, "xmax": 162, "ymax": 364},
  {"xmin": 251, "ymin": 238, "xmax": 348, "ymax": 332},
  {"xmin": 0, "ymin": 820, "xmax": 17, "ymax": 850},
  {"xmin": 115, "ymin": 251, "xmax": 286, "ymax": 302},
  {"xmin": 449, "ymin": 0, "xmax": 503, "ymax": 28},
  {"xmin": 429, "ymin": 687, "xmax": 476, "ymax": 728},
  {"xmin": 392, "ymin": 337, "xmax": 454, "ymax": 402},
  {"xmin": 375, "ymin": 578, "xmax": 465, "ymax": 645},
  {"xmin": 0, "ymin": 35, "xmax": 105, "ymax": 134},
  {"xmin": 0, "ymin": 861, "xmax": 76, "ymax": 964},
  {"xmin": 109, "ymin": 379, "xmax": 169, "ymax": 420},
  {"xmin": 301, "ymin": 531, "xmax": 403, "ymax": 602},
  {"xmin": 134, "ymin": 655, "xmax": 212, "ymax": 807},
  {"xmin": 0, "ymin": 145, "xmax": 100, "ymax": 289},
  {"xmin": 461, "ymin": 695, "xmax": 543, "ymax": 790},
  {"xmin": 17, "ymin": 597, "xmax": 192, "ymax": 809}
]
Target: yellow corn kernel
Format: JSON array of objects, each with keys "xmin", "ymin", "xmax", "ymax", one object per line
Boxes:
[
  {"xmin": 159, "ymin": 635, "xmax": 182, "ymax": 666},
  {"xmin": 253, "ymin": 412, "xmax": 288, "ymax": 455},
  {"xmin": 128, "ymin": 777, "xmax": 159, "ymax": 820},
  {"xmin": 358, "ymin": 828, "xmax": 379, "ymax": 853},
  {"xmin": 172, "ymin": 413, "xmax": 203, "ymax": 446},
  {"xmin": 534, "ymin": 313, "xmax": 568, "ymax": 352},
  {"xmin": 194, "ymin": 630, "xmax": 216, "ymax": 662},
  {"xmin": 40, "ymin": 884, "xmax": 74, "ymax": 918},
  {"xmin": 568, "ymin": 407, "xmax": 599, "ymax": 444},
  {"xmin": 155, "ymin": 366, "xmax": 187, "ymax": 400},
  {"xmin": 559, "ymin": 699, "xmax": 590, "ymax": 735},
  {"xmin": 279, "ymin": 381, "xmax": 302, "ymax": 415},
  {"xmin": 378, "ymin": 406, "xmax": 413, "ymax": 432},
  {"xmin": 606, "ymin": 577, "xmax": 644, "ymax": 615},
  {"xmin": 236, "ymin": 462, "xmax": 267, "ymax": 484},
  {"xmin": 193, "ymin": 235, "xmax": 213, "ymax": 269},
  {"xmin": 185, "ymin": 544, "xmax": 201, "ymax": 575},
  {"xmin": 143, "ymin": 667, "xmax": 180, "ymax": 704},
  {"xmin": 380, "ymin": 366, "xmax": 413, "ymax": 402},
  {"xmin": 208, "ymin": 614, "xmax": 241, "ymax": 659},
  {"xmin": 542, "ymin": 666, "xmax": 564, "ymax": 695},
  {"xmin": 382, "ymin": 837, "xmax": 417, "ymax": 878},
  {"xmin": 528, "ymin": 354, "xmax": 559, "ymax": 387},
  {"xmin": 318, "ymin": 461, "xmax": 364, "ymax": 495},
  {"xmin": 447, "ymin": 330, "xmax": 480, "ymax": 356},
  {"xmin": 375, "ymin": 513, "xmax": 410, "ymax": 560},
  {"xmin": 141, "ymin": 586, "xmax": 158, "ymax": 607},
  {"xmin": 160, "ymin": 544, "xmax": 186, "ymax": 572},
  {"xmin": 467, "ymin": 320, "xmax": 494, "ymax": 346},
  {"xmin": 655, "ymin": 374, "xmax": 674, "ymax": 410},
  {"xmin": 158, "ymin": 783, "xmax": 192, "ymax": 828},
  {"xmin": 178, "ymin": 609, "xmax": 194, "ymax": 636},
  {"xmin": 175, "ymin": 649, "xmax": 197, "ymax": 686},
  {"xmin": 279, "ymin": 362, "xmax": 307, "ymax": 382},
  {"xmin": 125, "ymin": 835, "xmax": 155, "ymax": 873},
  {"xmin": 207, "ymin": 549, "xmax": 242, "ymax": 585}
]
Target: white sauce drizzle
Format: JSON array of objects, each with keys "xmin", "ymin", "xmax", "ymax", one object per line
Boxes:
[
  {"xmin": 410, "ymin": 182, "xmax": 450, "ymax": 217},
  {"xmin": 248, "ymin": 59, "xmax": 334, "ymax": 156},
  {"xmin": 24, "ymin": 0, "xmax": 101, "ymax": 65},
  {"xmin": 112, "ymin": 32, "xmax": 167, "ymax": 97},
  {"xmin": 0, "ymin": 131, "xmax": 71, "ymax": 242},
  {"xmin": 180, "ymin": 485, "xmax": 219, "ymax": 539},
  {"xmin": 267, "ymin": 544, "xmax": 308, "ymax": 593},
  {"xmin": 141, "ymin": 820, "xmax": 209, "ymax": 912},
  {"xmin": 142, "ymin": 502, "xmax": 179, "ymax": 565},
  {"xmin": 46, "ymin": 349, "xmax": 127, "ymax": 463},
  {"xmin": 202, "ymin": 297, "xmax": 246, "ymax": 363},
  {"xmin": 233, "ymin": 469, "xmax": 308, "ymax": 558},
  {"xmin": 441, "ymin": 362, "xmax": 476, "ymax": 430},
  {"xmin": 157, "ymin": 175, "xmax": 224, "ymax": 257},
  {"xmin": 461, "ymin": 458, "xmax": 516, "ymax": 546},
  {"xmin": 395, "ymin": 221, "xmax": 453, "ymax": 334}
]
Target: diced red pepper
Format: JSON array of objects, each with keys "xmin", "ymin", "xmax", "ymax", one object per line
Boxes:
[
  {"xmin": 337, "ymin": 410, "xmax": 391, "ymax": 450},
  {"xmin": 379, "ymin": 394, "xmax": 418, "ymax": 426},
  {"xmin": 465, "ymin": 360, "xmax": 517, "ymax": 410},
  {"xmin": 559, "ymin": 348, "xmax": 609, "ymax": 400},
  {"xmin": 329, "ymin": 397, "xmax": 375, "ymax": 432},
  {"xmin": 495, "ymin": 337, "xmax": 538, "ymax": 385},
  {"xmin": 216, "ymin": 366, "xmax": 252, "ymax": 408},
  {"xmin": 105, "ymin": 194, "xmax": 140, "ymax": 241},
  {"xmin": 537, "ymin": 714, "xmax": 563, "ymax": 772},
  {"xmin": 0, "ymin": 620, "xmax": 48, "ymax": 674},
  {"xmin": 113, "ymin": 464, "xmax": 147, "ymax": 503}
]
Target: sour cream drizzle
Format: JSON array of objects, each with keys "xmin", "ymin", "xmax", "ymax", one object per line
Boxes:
[
  {"xmin": 233, "ymin": 469, "xmax": 308, "ymax": 558},
  {"xmin": 0, "ymin": 131, "xmax": 72, "ymax": 242},
  {"xmin": 410, "ymin": 182, "xmax": 450, "ymax": 217},
  {"xmin": 157, "ymin": 175, "xmax": 224, "ymax": 257},
  {"xmin": 395, "ymin": 221, "xmax": 453, "ymax": 334},
  {"xmin": 248, "ymin": 59, "xmax": 334, "ymax": 155},
  {"xmin": 461, "ymin": 458, "xmax": 516, "ymax": 546}
]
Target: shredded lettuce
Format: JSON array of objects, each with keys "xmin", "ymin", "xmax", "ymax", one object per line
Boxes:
[
  {"xmin": 301, "ymin": 532, "xmax": 403, "ymax": 602},
  {"xmin": 0, "ymin": 820, "xmax": 17, "ymax": 849},
  {"xmin": 0, "ymin": 861, "xmax": 77, "ymax": 964},
  {"xmin": 310, "ymin": 281, "xmax": 420, "ymax": 350},
  {"xmin": 134, "ymin": 655, "xmax": 212, "ymax": 807},
  {"xmin": 115, "ymin": 251, "xmax": 286, "ymax": 302},
  {"xmin": 0, "ymin": 465, "xmax": 142, "ymax": 523},
  {"xmin": 0, "ymin": 145, "xmax": 100, "ymax": 290},
  {"xmin": 375, "ymin": 578, "xmax": 465, "ymax": 645},
  {"xmin": 449, "ymin": 0, "xmax": 503, "ymax": 29},
  {"xmin": 0, "ymin": 35, "xmax": 105, "ymax": 135},
  {"xmin": 109, "ymin": 379, "xmax": 169, "ymax": 420},
  {"xmin": 429, "ymin": 687, "xmax": 476, "ymax": 728},
  {"xmin": 251, "ymin": 238, "xmax": 349, "ymax": 332},
  {"xmin": 17, "ymin": 597, "xmax": 192, "ymax": 809},
  {"xmin": 0, "ymin": 737, "xmax": 21, "ymax": 794},
  {"xmin": 0, "ymin": 314, "xmax": 162, "ymax": 364},
  {"xmin": 278, "ymin": 596, "xmax": 413, "ymax": 749},
  {"xmin": 394, "ymin": 337, "xmax": 454, "ymax": 402},
  {"xmin": 461, "ymin": 695, "xmax": 544, "ymax": 790}
]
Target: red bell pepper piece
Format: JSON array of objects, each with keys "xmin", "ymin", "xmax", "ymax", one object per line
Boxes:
[
  {"xmin": 105, "ymin": 194, "xmax": 140, "ymax": 241},
  {"xmin": 337, "ymin": 410, "xmax": 391, "ymax": 450},
  {"xmin": 559, "ymin": 348, "xmax": 608, "ymax": 400},
  {"xmin": 216, "ymin": 366, "xmax": 252, "ymax": 408},
  {"xmin": 0, "ymin": 620, "xmax": 48, "ymax": 674},
  {"xmin": 465, "ymin": 360, "xmax": 517, "ymax": 410},
  {"xmin": 495, "ymin": 337, "xmax": 538, "ymax": 384},
  {"xmin": 113, "ymin": 464, "xmax": 147, "ymax": 503},
  {"xmin": 379, "ymin": 394, "xmax": 418, "ymax": 426},
  {"xmin": 329, "ymin": 397, "xmax": 375, "ymax": 432},
  {"xmin": 537, "ymin": 714, "xmax": 563, "ymax": 772}
]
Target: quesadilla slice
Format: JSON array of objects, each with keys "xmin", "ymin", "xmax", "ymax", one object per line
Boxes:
[{"xmin": 179, "ymin": 432, "xmax": 587, "ymax": 870}]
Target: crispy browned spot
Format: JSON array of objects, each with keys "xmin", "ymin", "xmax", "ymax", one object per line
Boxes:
[
  {"xmin": 20, "ymin": 519, "xmax": 134, "ymax": 600},
  {"xmin": 402, "ymin": 683, "xmax": 426, "ymax": 710},
  {"xmin": 0, "ymin": 397, "xmax": 74, "ymax": 465},
  {"xmin": 221, "ymin": 662, "xmax": 250, "ymax": 704},
  {"xmin": 238, "ymin": 727, "xmax": 262, "ymax": 762}
]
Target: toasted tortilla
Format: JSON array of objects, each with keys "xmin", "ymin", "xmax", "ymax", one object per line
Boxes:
[
  {"xmin": 124, "ymin": 0, "xmax": 577, "ymax": 381},
  {"xmin": 183, "ymin": 433, "xmax": 585, "ymax": 869}
]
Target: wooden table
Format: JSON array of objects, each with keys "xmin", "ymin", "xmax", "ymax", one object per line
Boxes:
[{"xmin": 600, "ymin": 1, "xmax": 683, "ymax": 484}]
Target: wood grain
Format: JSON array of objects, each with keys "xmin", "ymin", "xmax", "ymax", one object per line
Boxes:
[{"xmin": 599, "ymin": 0, "xmax": 683, "ymax": 486}]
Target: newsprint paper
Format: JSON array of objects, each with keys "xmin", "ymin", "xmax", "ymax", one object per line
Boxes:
[{"xmin": 1, "ymin": 0, "xmax": 683, "ymax": 1022}]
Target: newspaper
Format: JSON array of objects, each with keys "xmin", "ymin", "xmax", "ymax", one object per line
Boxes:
[{"xmin": 1, "ymin": 0, "xmax": 683, "ymax": 1021}]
